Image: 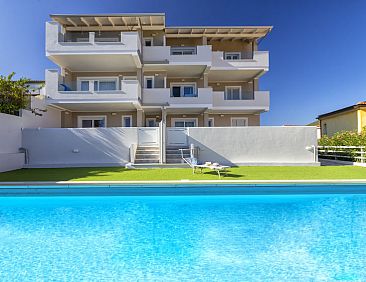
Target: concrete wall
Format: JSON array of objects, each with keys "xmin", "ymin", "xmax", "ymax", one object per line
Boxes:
[
  {"xmin": 0, "ymin": 105, "xmax": 61, "ymax": 172},
  {"xmin": 187, "ymin": 126, "xmax": 318, "ymax": 166},
  {"xmin": 22, "ymin": 128, "xmax": 138, "ymax": 167},
  {"xmin": 0, "ymin": 113, "xmax": 24, "ymax": 172}
]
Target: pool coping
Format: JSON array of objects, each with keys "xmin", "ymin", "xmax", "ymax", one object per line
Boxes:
[{"xmin": 2, "ymin": 179, "xmax": 366, "ymax": 186}]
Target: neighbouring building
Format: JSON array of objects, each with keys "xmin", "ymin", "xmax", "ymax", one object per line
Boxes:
[
  {"xmin": 317, "ymin": 102, "xmax": 366, "ymax": 137},
  {"xmin": 44, "ymin": 13, "xmax": 271, "ymax": 128}
]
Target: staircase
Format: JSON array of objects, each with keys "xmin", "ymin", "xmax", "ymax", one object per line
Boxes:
[
  {"xmin": 134, "ymin": 146, "xmax": 160, "ymax": 164},
  {"xmin": 166, "ymin": 146, "xmax": 190, "ymax": 164}
]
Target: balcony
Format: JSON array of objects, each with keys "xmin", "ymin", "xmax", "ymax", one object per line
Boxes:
[
  {"xmin": 143, "ymin": 45, "xmax": 212, "ymax": 65},
  {"xmin": 45, "ymin": 70, "xmax": 141, "ymax": 111},
  {"xmin": 143, "ymin": 87, "xmax": 213, "ymax": 108},
  {"xmin": 209, "ymin": 51, "xmax": 269, "ymax": 81},
  {"xmin": 212, "ymin": 91, "xmax": 270, "ymax": 112},
  {"xmin": 46, "ymin": 22, "xmax": 142, "ymax": 71}
]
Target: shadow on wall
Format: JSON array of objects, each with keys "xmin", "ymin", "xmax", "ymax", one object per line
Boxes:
[
  {"xmin": 22, "ymin": 127, "xmax": 138, "ymax": 166},
  {"xmin": 187, "ymin": 127, "xmax": 318, "ymax": 166}
]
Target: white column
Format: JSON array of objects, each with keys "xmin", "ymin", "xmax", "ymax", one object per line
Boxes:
[{"xmin": 89, "ymin": 32, "xmax": 95, "ymax": 43}]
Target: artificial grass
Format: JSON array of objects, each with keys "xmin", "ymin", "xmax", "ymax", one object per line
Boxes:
[{"xmin": 0, "ymin": 166, "xmax": 366, "ymax": 182}]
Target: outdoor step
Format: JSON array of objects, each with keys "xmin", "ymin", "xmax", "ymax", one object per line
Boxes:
[
  {"xmin": 166, "ymin": 159, "xmax": 186, "ymax": 164},
  {"xmin": 134, "ymin": 159, "xmax": 160, "ymax": 164},
  {"xmin": 135, "ymin": 154, "xmax": 160, "ymax": 160},
  {"xmin": 136, "ymin": 150, "xmax": 160, "ymax": 154}
]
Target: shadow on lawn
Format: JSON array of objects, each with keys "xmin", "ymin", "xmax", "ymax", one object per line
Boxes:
[
  {"xmin": 0, "ymin": 167, "xmax": 131, "ymax": 182},
  {"xmin": 201, "ymin": 171, "xmax": 243, "ymax": 178}
]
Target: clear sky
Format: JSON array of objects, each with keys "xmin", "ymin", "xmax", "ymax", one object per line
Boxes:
[{"xmin": 1, "ymin": 0, "xmax": 365, "ymax": 125}]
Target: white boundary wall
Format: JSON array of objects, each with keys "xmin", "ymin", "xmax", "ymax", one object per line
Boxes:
[
  {"xmin": 187, "ymin": 126, "xmax": 318, "ymax": 166},
  {"xmin": 22, "ymin": 128, "xmax": 138, "ymax": 167},
  {"xmin": 0, "ymin": 113, "xmax": 24, "ymax": 172},
  {"xmin": 0, "ymin": 99, "xmax": 60, "ymax": 172}
]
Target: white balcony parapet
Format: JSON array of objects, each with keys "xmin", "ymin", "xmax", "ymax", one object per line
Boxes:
[
  {"xmin": 143, "ymin": 88, "xmax": 213, "ymax": 107},
  {"xmin": 46, "ymin": 22, "xmax": 141, "ymax": 55},
  {"xmin": 143, "ymin": 45, "xmax": 212, "ymax": 66},
  {"xmin": 212, "ymin": 91, "xmax": 270, "ymax": 111},
  {"xmin": 45, "ymin": 69, "xmax": 140, "ymax": 102},
  {"xmin": 212, "ymin": 51, "xmax": 269, "ymax": 70}
]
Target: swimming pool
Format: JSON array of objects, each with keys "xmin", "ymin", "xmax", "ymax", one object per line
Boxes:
[{"xmin": 0, "ymin": 185, "xmax": 365, "ymax": 281}]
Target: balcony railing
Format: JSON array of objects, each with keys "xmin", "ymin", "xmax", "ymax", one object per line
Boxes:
[
  {"xmin": 143, "ymin": 88, "xmax": 213, "ymax": 106},
  {"xmin": 212, "ymin": 51, "xmax": 269, "ymax": 70},
  {"xmin": 45, "ymin": 70, "xmax": 140, "ymax": 101},
  {"xmin": 46, "ymin": 22, "xmax": 141, "ymax": 55},
  {"xmin": 213, "ymin": 91, "xmax": 269, "ymax": 111},
  {"xmin": 143, "ymin": 45, "xmax": 212, "ymax": 65}
]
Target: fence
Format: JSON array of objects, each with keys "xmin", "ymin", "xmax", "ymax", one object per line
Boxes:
[{"xmin": 318, "ymin": 146, "xmax": 366, "ymax": 163}]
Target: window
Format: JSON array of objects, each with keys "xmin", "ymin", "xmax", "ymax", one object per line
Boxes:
[
  {"xmin": 171, "ymin": 47, "xmax": 196, "ymax": 55},
  {"xmin": 323, "ymin": 123, "xmax": 327, "ymax": 136},
  {"xmin": 208, "ymin": 118, "xmax": 214, "ymax": 127},
  {"xmin": 170, "ymin": 84, "xmax": 196, "ymax": 97},
  {"xmin": 77, "ymin": 77, "xmax": 118, "ymax": 92},
  {"xmin": 78, "ymin": 116, "xmax": 106, "ymax": 128},
  {"xmin": 172, "ymin": 118, "xmax": 197, "ymax": 127},
  {"xmin": 144, "ymin": 38, "xmax": 153, "ymax": 46},
  {"xmin": 94, "ymin": 80, "xmax": 117, "ymax": 91},
  {"xmin": 122, "ymin": 115, "xmax": 132, "ymax": 127},
  {"xmin": 231, "ymin": 118, "xmax": 248, "ymax": 127},
  {"xmin": 225, "ymin": 86, "xmax": 242, "ymax": 100},
  {"xmin": 80, "ymin": 81, "xmax": 90, "ymax": 91},
  {"xmin": 146, "ymin": 118, "xmax": 157, "ymax": 127},
  {"xmin": 225, "ymin": 52, "xmax": 241, "ymax": 60},
  {"xmin": 144, "ymin": 76, "xmax": 154, "ymax": 89}
]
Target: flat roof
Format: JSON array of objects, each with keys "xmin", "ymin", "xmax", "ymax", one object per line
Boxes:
[{"xmin": 317, "ymin": 102, "xmax": 366, "ymax": 119}]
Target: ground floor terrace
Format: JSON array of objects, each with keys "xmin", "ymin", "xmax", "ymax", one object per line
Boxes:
[{"xmin": 60, "ymin": 110, "xmax": 260, "ymax": 128}]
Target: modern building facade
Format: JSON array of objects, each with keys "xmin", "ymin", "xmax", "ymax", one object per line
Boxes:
[
  {"xmin": 318, "ymin": 102, "xmax": 366, "ymax": 137},
  {"xmin": 45, "ymin": 13, "xmax": 271, "ymax": 128}
]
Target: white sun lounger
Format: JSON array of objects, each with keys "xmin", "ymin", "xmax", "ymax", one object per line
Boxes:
[{"xmin": 179, "ymin": 149, "xmax": 230, "ymax": 178}]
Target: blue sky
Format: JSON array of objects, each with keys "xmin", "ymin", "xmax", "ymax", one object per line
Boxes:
[{"xmin": 1, "ymin": 0, "xmax": 365, "ymax": 125}]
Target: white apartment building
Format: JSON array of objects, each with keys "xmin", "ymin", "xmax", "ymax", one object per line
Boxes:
[{"xmin": 45, "ymin": 13, "xmax": 271, "ymax": 128}]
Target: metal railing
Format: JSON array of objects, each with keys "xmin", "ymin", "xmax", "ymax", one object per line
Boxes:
[{"xmin": 318, "ymin": 146, "xmax": 366, "ymax": 163}]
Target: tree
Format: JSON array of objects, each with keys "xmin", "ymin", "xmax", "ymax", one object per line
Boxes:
[{"xmin": 0, "ymin": 72, "xmax": 45, "ymax": 116}]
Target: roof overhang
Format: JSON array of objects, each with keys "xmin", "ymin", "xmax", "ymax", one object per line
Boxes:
[
  {"xmin": 50, "ymin": 13, "xmax": 166, "ymax": 31},
  {"xmin": 165, "ymin": 26, "xmax": 272, "ymax": 41},
  {"xmin": 317, "ymin": 103, "xmax": 366, "ymax": 120}
]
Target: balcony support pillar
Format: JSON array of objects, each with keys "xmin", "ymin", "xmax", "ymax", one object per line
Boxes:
[
  {"xmin": 203, "ymin": 73, "xmax": 209, "ymax": 88},
  {"xmin": 136, "ymin": 109, "xmax": 144, "ymax": 127},
  {"xmin": 203, "ymin": 112, "xmax": 209, "ymax": 127}
]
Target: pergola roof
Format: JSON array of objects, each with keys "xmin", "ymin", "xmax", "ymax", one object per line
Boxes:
[
  {"xmin": 165, "ymin": 26, "xmax": 272, "ymax": 40},
  {"xmin": 50, "ymin": 13, "xmax": 166, "ymax": 30},
  {"xmin": 50, "ymin": 13, "xmax": 272, "ymax": 40}
]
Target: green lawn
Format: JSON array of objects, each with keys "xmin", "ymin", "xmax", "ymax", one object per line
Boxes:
[{"xmin": 0, "ymin": 166, "xmax": 366, "ymax": 182}]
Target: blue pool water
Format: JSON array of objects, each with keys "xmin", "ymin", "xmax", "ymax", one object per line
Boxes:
[{"xmin": 0, "ymin": 192, "xmax": 366, "ymax": 281}]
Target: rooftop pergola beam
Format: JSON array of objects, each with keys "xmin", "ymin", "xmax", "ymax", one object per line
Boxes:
[
  {"xmin": 80, "ymin": 17, "xmax": 90, "ymax": 27},
  {"xmin": 165, "ymin": 33, "xmax": 266, "ymax": 38},
  {"xmin": 66, "ymin": 17, "xmax": 78, "ymax": 27},
  {"xmin": 94, "ymin": 17, "xmax": 103, "ymax": 27},
  {"xmin": 107, "ymin": 17, "xmax": 115, "ymax": 26}
]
